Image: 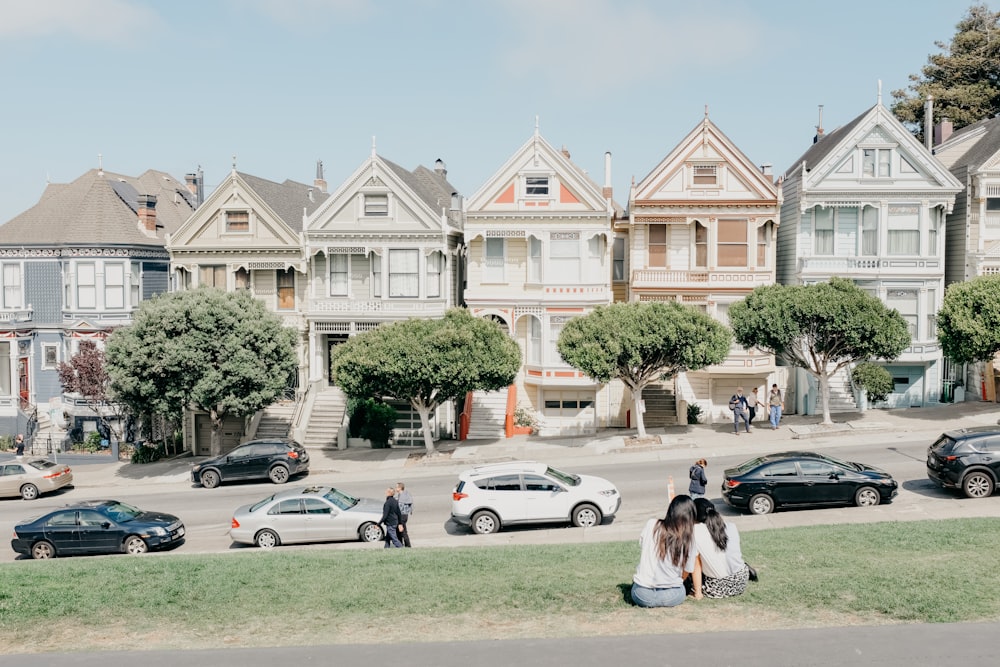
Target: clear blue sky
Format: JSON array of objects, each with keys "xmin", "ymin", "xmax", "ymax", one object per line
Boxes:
[{"xmin": 0, "ymin": 0, "xmax": 983, "ymax": 223}]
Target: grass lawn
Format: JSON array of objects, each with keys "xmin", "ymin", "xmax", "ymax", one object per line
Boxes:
[{"xmin": 1, "ymin": 518, "xmax": 999, "ymax": 653}]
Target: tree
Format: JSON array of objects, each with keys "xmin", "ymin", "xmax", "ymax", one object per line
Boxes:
[
  {"xmin": 556, "ymin": 301, "xmax": 731, "ymax": 439},
  {"xmin": 729, "ymin": 278, "xmax": 911, "ymax": 425},
  {"xmin": 852, "ymin": 362, "xmax": 894, "ymax": 404},
  {"xmin": 57, "ymin": 339, "xmax": 130, "ymax": 443},
  {"xmin": 891, "ymin": 3, "xmax": 1000, "ymax": 138},
  {"xmin": 104, "ymin": 288, "xmax": 298, "ymax": 456},
  {"xmin": 331, "ymin": 308, "xmax": 521, "ymax": 454},
  {"xmin": 937, "ymin": 274, "xmax": 1000, "ymax": 363}
]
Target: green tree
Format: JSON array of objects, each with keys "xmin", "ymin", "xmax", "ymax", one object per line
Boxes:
[
  {"xmin": 331, "ymin": 308, "xmax": 521, "ymax": 454},
  {"xmin": 851, "ymin": 362, "xmax": 894, "ymax": 404},
  {"xmin": 556, "ymin": 301, "xmax": 730, "ymax": 439},
  {"xmin": 891, "ymin": 3, "xmax": 1000, "ymax": 137},
  {"xmin": 937, "ymin": 274, "xmax": 1000, "ymax": 363},
  {"xmin": 729, "ymin": 278, "xmax": 910, "ymax": 425},
  {"xmin": 104, "ymin": 288, "xmax": 298, "ymax": 456}
]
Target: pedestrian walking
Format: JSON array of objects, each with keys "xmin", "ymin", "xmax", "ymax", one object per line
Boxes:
[
  {"xmin": 380, "ymin": 487, "xmax": 403, "ymax": 548},
  {"xmin": 396, "ymin": 481, "xmax": 413, "ymax": 548},
  {"xmin": 749, "ymin": 387, "xmax": 763, "ymax": 426},
  {"xmin": 14, "ymin": 433, "xmax": 24, "ymax": 457},
  {"xmin": 728, "ymin": 387, "xmax": 751, "ymax": 435},
  {"xmin": 688, "ymin": 459, "xmax": 708, "ymax": 499},
  {"xmin": 768, "ymin": 384, "xmax": 784, "ymax": 429}
]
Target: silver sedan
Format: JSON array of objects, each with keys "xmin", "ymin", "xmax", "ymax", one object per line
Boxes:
[
  {"xmin": 1, "ymin": 459, "xmax": 73, "ymax": 500},
  {"xmin": 230, "ymin": 485, "xmax": 386, "ymax": 548}
]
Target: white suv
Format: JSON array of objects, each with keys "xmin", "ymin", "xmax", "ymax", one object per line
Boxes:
[{"xmin": 450, "ymin": 461, "xmax": 621, "ymax": 535}]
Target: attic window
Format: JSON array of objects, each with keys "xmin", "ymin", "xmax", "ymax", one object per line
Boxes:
[
  {"xmin": 525, "ymin": 177, "xmax": 549, "ymax": 196},
  {"xmin": 226, "ymin": 210, "xmax": 249, "ymax": 233},
  {"xmin": 693, "ymin": 165, "xmax": 717, "ymax": 185},
  {"xmin": 364, "ymin": 194, "xmax": 388, "ymax": 216}
]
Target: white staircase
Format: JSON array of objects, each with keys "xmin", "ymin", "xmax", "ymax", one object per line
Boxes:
[
  {"xmin": 302, "ymin": 387, "xmax": 348, "ymax": 449},
  {"xmin": 811, "ymin": 367, "xmax": 858, "ymax": 414},
  {"xmin": 466, "ymin": 389, "xmax": 507, "ymax": 440},
  {"xmin": 642, "ymin": 382, "xmax": 677, "ymax": 427},
  {"xmin": 255, "ymin": 400, "xmax": 295, "ymax": 440}
]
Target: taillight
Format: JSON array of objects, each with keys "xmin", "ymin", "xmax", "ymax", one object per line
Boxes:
[
  {"xmin": 231, "ymin": 518, "xmax": 240, "ymax": 529},
  {"xmin": 453, "ymin": 492, "xmax": 468, "ymax": 501},
  {"xmin": 43, "ymin": 470, "xmax": 64, "ymax": 479},
  {"xmin": 725, "ymin": 479, "xmax": 741, "ymax": 488},
  {"xmin": 287, "ymin": 451, "xmax": 299, "ymax": 459}
]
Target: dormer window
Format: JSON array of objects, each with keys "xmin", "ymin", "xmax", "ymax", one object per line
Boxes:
[
  {"xmin": 693, "ymin": 164, "xmax": 717, "ymax": 186},
  {"xmin": 225, "ymin": 210, "xmax": 249, "ymax": 233},
  {"xmin": 364, "ymin": 194, "xmax": 388, "ymax": 216},
  {"xmin": 862, "ymin": 149, "xmax": 891, "ymax": 178},
  {"xmin": 525, "ymin": 177, "xmax": 549, "ymax": 196}
]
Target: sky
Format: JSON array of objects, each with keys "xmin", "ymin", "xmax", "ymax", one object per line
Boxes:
[{"xmin": 0, "ymin": 0, "xmax": 984, "ymax": 223}]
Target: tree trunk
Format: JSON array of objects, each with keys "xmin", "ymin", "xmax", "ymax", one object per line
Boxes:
[
  {"xmin": 415, "ymin": 403, "xmax": 436, "ymax": 454},
  {"xmin": 210, "ymin": 407, "xmax": 223, "ymax": 457},
  {"xmin": 632, "ymin": 385, "xmax": 647, "ymax": 439},
  {"xmin": 818, "ymin": 372, "xmax": 833, "ymax": 425}
]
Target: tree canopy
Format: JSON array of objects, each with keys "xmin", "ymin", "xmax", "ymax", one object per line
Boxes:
[
  {"xmin": 937, "ymin": 274, "xmax": 1000, "ymax": 363},
  {"xmin": 851, "ymin": 362, "xmax": 894, "ymax": 405},
  {"xmin": 104, "ymin": 288, "xmax": 298, "ymax": 456},
  {"xmin": 892, "ymin": 3, "xmax": 1000, "ymax": 137},
  {"xmin": 557, "ymin": 301, "xmax": 731, "ymax": 438},
  {"xmin": 331, "ymin": 308, "xmax": 521, "ymax": 453},
  {"xmin": 57, "ymin": 339, "xmax": 130, "ymax": 442},
  {"xmin": 729, "ymin": 278, "xmax": 910, "ymax": 424}
]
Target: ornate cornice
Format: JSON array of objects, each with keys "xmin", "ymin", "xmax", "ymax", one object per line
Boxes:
[{"xmin": 0, "ymin": 247, "xmax": 168, "ymax": 260}]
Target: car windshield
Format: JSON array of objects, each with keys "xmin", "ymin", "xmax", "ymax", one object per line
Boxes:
[
  {"xmin": 930, "ymin": 435, "xmax": 956, "ymax": 454},
  {"xmin": 250, "ymin": 494, "xmax": 277, "ymax": 512},
  {"xmin": 813, "ymin": 453, "xmax": 860, "ymax": 471},
  {"xmin": 104, "ymin": 502, "xmax": 142, "ymax": 523},
  {"xmin": 545, "ymin": 466, "xmax": 580, "ymax": 487},
  {"xmin": 324, "ymin": 488, "xmax": 359, "ymax": 510},
  {"xmin": 735, "ymin": 457, "xmax": 767, "ymax": 473},
  {"xmin": 26, "ymin": 459, "xmax": 57, "ymax": 470}
]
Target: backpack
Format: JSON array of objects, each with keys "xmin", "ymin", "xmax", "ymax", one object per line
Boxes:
[{"xmin": 728, "ymin": 396, "xmax": 739, "ymax": 411}]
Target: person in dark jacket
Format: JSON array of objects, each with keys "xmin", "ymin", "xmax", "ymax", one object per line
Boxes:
[
  {"xmin": 395, "ymin": 481, "xmax": 413, "ymax": 548},
  {"xmin": 688, "ymin": 459, "xmax": 708, "ymax": 499},
  {"xmin": 380, "ymin": 487, "xmax": 403, "ymax": 548}
]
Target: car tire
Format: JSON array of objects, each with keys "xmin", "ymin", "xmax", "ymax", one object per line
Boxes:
[
  {"xmin": 471, "ymin": 510, "xmax": 500, "ymax": 535},
  {"xmin": 572, "ymin": 503, "xmax": 602, "ymax": 528},
  {"xmin": 20, "ymin": 483, "xmax": 39, "ymax": 500},
  {"xmin": 962, "ymin": 471, "xmax": 995, "ymax": 499},
  {"xmin": 31, "ymin": 540, "xmax": 56, "ymax": 559},
  {"xmin": 854, "ymin": 486, "xmax": 881, "ymax": 507},
  {"xmin": 268, "ymin": 465, "xmax": 289, "ymax": 485},
  {"xmin": 124, "ymin": 535, "xmax": 148, "ymax": 555},
  {"xmin": 748, "ymin": 493, "xmax": 775, "ymax": 515},
  {"xmin": 254, "ymin": 529, "xmax": 280, "ymax": 549},
  {"xmin": 200, "ymin": 469, "xmax": 221, "ymax": 489},
  {"xmin": 359, "ymin": 522, "xmax": 383, "ymax": 543}
]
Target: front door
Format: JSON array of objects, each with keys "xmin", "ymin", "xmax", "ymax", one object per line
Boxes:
[
  {"xmin": 17, "ymin": 356, "xmax": 28, "ymax": 408},
  {"xmin": 326, "ymin": 335, "xmax": 348, "ymax": 385}
]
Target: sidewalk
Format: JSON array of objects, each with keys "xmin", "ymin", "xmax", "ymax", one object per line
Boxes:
[{"xmin": 39, "ymin": 399, "xmax": 1000, "ymax": 491}]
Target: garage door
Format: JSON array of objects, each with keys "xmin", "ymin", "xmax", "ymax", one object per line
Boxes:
[
  {"xmin": 882, "ymin": 366, "xmax": 924, "ymax": 409},
  {"xmin": 194, "ymin": 414, "xmax": 244, "ymax": 456},
  {"xmin": 542, "ymin": 390, "xmax": 596, "ymax": 435}
]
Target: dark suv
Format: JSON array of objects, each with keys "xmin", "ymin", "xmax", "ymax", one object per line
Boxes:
[
  {"xmin": 926, "ymin": 427, "xmax": 1000, "ymax": 498},
  {"xmin": 191, "ymin": 439, "xmax": 309, "ymax": 489}
]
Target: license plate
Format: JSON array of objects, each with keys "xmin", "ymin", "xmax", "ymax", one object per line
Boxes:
[{"xmin": 176, "ymin": 526, "xmax": 185, "ymax": 537}]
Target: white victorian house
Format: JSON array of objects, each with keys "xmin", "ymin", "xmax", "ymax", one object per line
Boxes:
[
  {"xmin": 625, "ymin": 115, "xmax": 782, "ymax": 425},
  {"xmin": 464, "ymin": 129, "xmax": 619, "ymax": 437},
  {"xmin": 777, "ymin": 96, "xmax": 961, "ymax": 413}
]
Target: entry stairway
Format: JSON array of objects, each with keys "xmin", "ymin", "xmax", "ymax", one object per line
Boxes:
[
  {"xmin": 465, "ymin": 389, "xmax": 507, "ymax": 439},
  {"xmin": 302, "ymin": 387, "xmax": 348, "ymax": 449}
]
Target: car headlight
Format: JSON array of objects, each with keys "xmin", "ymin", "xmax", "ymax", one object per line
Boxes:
[
  {"xmin": 191, "ymin": 465, "xmax": 202, "ymax": 473},
  {"xmin": 146, "ymin": 527, "xmax": 167, "ymax": 537},
  {"xmin": 598, "ymin": 489, "xmax": 618, "ymax": 497}
]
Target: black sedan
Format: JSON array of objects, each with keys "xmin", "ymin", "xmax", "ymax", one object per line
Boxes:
[
  {"xmin": 10, "ymin": 500, "xmax": 185, "ymax": 559},
  {"xmin": 191, "ymin": 439, "xmax": 309, "ymax": 489},
  {"xmin": 721, "ymin": 451, "xmax": 898, "ymax": 515}
]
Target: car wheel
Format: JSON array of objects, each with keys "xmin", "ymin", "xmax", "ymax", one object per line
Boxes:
[
  {"xmin": 268, "ymin": 465, "xmax": 289, "ymax": 484},
  {"xmin": 124, "ymin": 535, "xmax": 148, "ymax": 555},
  {"xmin": 962, "ymin": 471, "xmax": 995, "ymax": 499},
  {"xmin": 359, "ymin": 522, "xmax": 383, "ymax": 543},
  {"xmin": 854, "ymin": 486, "xmax": 881, "ymax": 507},
  {"xmin": 31, "ymin": 540, "xmax": 55, "ymax": 559},
  {"xmin": 20, "ymin": 483, "xmax": 39, "ymax": 500},
  {"xmin": 200, "ymin": 469, "xmax": 220, "ymax": 489},
  {"xmin": 748, "ymin": 493, "xmax": 775, "ymax": 515},
  {"xmin": 471, "ymin": 510, "xmax": 500, "ymax": 535},
  {"xmin": 572, "ymin": 503, "xmax": 602, "ymax": 528},
  {"xmin": 254, "ymin": 529, "xmax": 280, "ymax": 549}
]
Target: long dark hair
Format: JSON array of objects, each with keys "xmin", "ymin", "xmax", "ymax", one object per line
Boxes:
[
  {"xmin": 653, "ymin": 495, "xmax": 696, "ymax": 566},
  {"xmin": 694, "ymin": 497, "xmax": 728, "ymax": 551}
]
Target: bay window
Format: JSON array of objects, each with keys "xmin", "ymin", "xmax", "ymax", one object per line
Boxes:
[
  {"xmin": 861, "ymin": 207, "xmax": 878, "ymax": 256},
  {"xmin": 550, "ymin": 232, "xmax": 581, "ymax": 282},
  {"xmin": 329, "ymin": 254, "xmax": 349, "ymax": 296},
  {"xmin": 888, "ymin": 205, "xmax": 919, "ymax": 255},
  {"xmin": 389, "ymin": 249, "xmax": 419, "ymax": 297},
  {"xmin": 483, "ymin": 238, "xmax": 505, "ymax": 282},
  {"xmin": 813, "ymin": 208, "xmax": 834, "ymax": 256},
  {"xmin": 426, "ymin": 251, "xmax": 442, "ymax": 298},
  {"xmin": 528, "ymin": 236, "xmax": 542, "ymax": 282},
  {"xmin": 718, "ymin": 219, "xmax": 748, "ymax": 266}
]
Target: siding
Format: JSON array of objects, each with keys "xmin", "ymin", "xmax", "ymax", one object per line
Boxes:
[
  {"xmin": 945, "ymin": 165, "xmax": 969, "ymax": 286},
  {"xmin": 32, "ymin": 331, "xmax": 64, "ymax": 405},
  {"xmin": 25, "ymin": 261, "xmax": 62, "ymax": 325},
  {"xmin": 776, "ymin": 178, "xmax": 801, "ymax": 284}
]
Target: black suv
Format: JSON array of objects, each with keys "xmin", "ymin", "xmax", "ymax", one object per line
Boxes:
[
  {"xmin": 191, "ymin": 439, "xmax": 309, "ymax": 489},
  {"xmin": 926, "ymin": 427, "xmax": 1000, "ymax": 498}
]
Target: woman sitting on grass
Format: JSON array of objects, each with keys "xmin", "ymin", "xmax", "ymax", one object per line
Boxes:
[
  {"xmin": 630, "ymin": 494, "xmax": 698, "ymax": 608},
  {"xmin": 689, "ymin": 498, "xmax": 750, "ymax": 599}
]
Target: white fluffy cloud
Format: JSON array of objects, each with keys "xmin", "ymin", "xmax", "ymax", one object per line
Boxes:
[{"xmin": 0, "ymin": 0, "xmax": 162, "ymax": 43}]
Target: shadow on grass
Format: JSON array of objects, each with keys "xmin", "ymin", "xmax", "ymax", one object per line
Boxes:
[{"xmin": 617, "ymin": 582, "xmax": 636, "ymax": 606}]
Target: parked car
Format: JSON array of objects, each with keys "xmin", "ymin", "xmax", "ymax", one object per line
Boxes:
[
  {"xmin": 926, "ymin": 426, "xmax": 1000, "ymax": 498},
  {"xmin": 10, "ymin": 500, "xmax": 185, "ymax": 559},
  {"xmin": 191, "ymin": 439, "xmax": 309, "ymax": 489},
  {"xmin": 450, "ymin": 461, "xmax": 621, "ymax": 535},
  {"xmin": 230, "ymin": 485, "xmax": 385, "ymax": 548},
  {"xmin": 0, "ymin": 459, "xmax": 73, "ymax": 500},
  {"xmin": 721, "ymin": 451, "xmax": 898, "ymax": 515}
]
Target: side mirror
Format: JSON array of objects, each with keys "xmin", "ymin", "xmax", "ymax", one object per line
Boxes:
[
  {"xmin": 101, "ymin": 521, "xmax": 111, "ymax": 529},
  {"xmin": 828, "ymin": 473, "xmax": 839, "ymax": 480},
  {"xmin": 226, "ymin": 456, "xmax": 232, "ymax": 463}
]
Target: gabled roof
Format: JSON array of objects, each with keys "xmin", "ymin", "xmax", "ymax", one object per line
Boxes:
[
  {"xmin": 235, "ymin": 172, "xmax": 329, "ymax": 232},
  {"xmin": 937, "ymin": 116, "xmax": 1000, "ymax": 173},
  {"xmin": 783, "ymin": 112, "xmax": 868, "ymax": 179},
  {"xmin": 0, "ymin": 168, "xmax": 196, "ymax": 246},
  {"xmin": 380, "ymin": 159, "xmax": 458, "ymax": 215}
]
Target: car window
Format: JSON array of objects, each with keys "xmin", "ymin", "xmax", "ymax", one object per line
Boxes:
[
  {"xmin": 799, "ymin": 460, "xmax": 839, "ymax": 477},
  {"xmin": 26, "ymin": 460, "xmax": 56, "ymax": 471},
  {"xmin": 545, "ymin": 466, "xmax": 581, "ymax": 487},
  {"xmin": 228, "ymin": 446, "xmax": 251, "ymax": 459},
  {"xmin": 1, "ymin": 465, "xmax": 25, "ymax": 476},
  {"xmin": 46, "ymin": 512, "xmax": 78, "ymax": 527},
  {"xmin": 250, "ymin": 494, "xmax": 277, "ymax": 512},
  {"xmin": 303, "ymin": 498, "xmax": 333, "ymax": 515},
  {"xmin": 930, "ymin": 435, "xmax": 956, "ymax": 454},
  {"xmin": 524, "ymin": 475, "xmax": 562, "ymax": 492},
  {"xmin": 268, "ymin": 499, "xmax": 302, "ymax": 515},
  {"xmin": 760, "ymin": 461, "xmax": 799, "ymax": 478},
  {"xmin": 78, "ymin": 510, "xmax": 108, "ymax": 527},
  {"xmin": 104, "ymin": 502, "xmax": 142, "ymax": 522},
  {"xmin": 324, "ymin": 488, "xmax": 359, "ymax": 511},
  {"xmin": 480, "ymin": 474, "xmax": 522, "ymax": 491}
]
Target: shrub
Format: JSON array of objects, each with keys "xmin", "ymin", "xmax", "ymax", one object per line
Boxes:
[
  {"xmin": 686, "ymin": 403, "xmax": 703, "ymax": 424},
  {"xmin": 853, "ymin": 362, "xmax": 893, "ymax": 403},
  {"xmin": 130, "ymin": 441, "xmax": 163, "ymax": 464},
  {"xmin": 348, "ymin": 397, "xmax": 398, "ymax": 448},
  {"xmin": 514, "ymin": 407, "xmax": 537, "ymax": 428}
]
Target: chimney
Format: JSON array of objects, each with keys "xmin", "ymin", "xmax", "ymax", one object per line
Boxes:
[
  {"xmin": 603, "ymin": 152, "xmax": 613, "ymax": 200},
  {"xmin": 314, "ymin": 159, "xmax": 327, "ymax": 193},
  {"xmin": 137, "ymin": 194, "xmax": 158, "ymax": 232},
  {"xmin": 760, "ymin": 164, "xmax": 773, "ymax": 177},
  {"xmin": 434, "ymin": 158, "xmax": 447, "ymax": 177},
  {"xmin": 185, "ymin": 168, "xmax": 205, "ymax": 207},
  {"xmin": 934, "ymin": 118, "xmax": 954, "ymax": 146},
  {"xmin": 813, "ymin": 105, "xmax": 825, "ymax": 144},
  {"xmin": 450, "ymin": 192, "xmax": 462, "ymax": 211},
  {"xmin": 561, "ymin": 145, "xmax": 571, "ymax": 159},
  {"xmin": 924, "ymin": 96, "xmax": 934, "ymax": 150}
]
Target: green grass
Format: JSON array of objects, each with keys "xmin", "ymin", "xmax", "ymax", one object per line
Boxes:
[{"xmin": 1, "ymin": 518, "xmax": 999, "ymax": 653}]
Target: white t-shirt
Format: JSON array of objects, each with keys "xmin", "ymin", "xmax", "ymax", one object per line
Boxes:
[
  {"xmin": 693, "ymin": 522, "xmax": 743, "ymax": 578},
  {"xmin": 633, "ymin": 518, "xmax": 698, "ymax": 589}
]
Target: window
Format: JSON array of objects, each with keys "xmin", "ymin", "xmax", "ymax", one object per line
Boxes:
[
  {"xmin": 130, "ymin": 263, "xmax": 141, "ymax": 306},
  {"xmin": 761, "ymin": 461, "xmax": 798, "ymax": 477},
  {"xmin": 277, "ymin": 268, "xmax": 295, "ymax": 310},
  {"xmin": 523, "ymin": 475, "xmax": 561, "ymax": 492},
  {"xmin": 269, "ymin": 500, "xmax": 303, "ymax": 515},
  {"xmin": 234, "ymin": 267, "xmax": 249, "ymax": 291},
  {"xmin": 388, "ymin": 249, "xmax": 419, "ymax": 298},
  {"xmin": 862, "ymin": 148, "xmax": 891, "ymax": 177},
  {"xmin": 199, "ymin": 265, "xmax": 226, "ymax": 288},
  {"xmin": 0, "ymin": 341, "xmax": 9, "ymax": 395},
  {"xmin": 588, "ymin": 235, "xmax": 603, "ymax": 263},
  {"xmin": 302, "ymin": 498, "xmax": 332, "ymax": 515},
  {"xmin": 479, "ymin": 474, "xmax": 522, "ymax": 491},
  {"xmin": 693, "ymin": 164, "xmax": 717, "ymax": 185},
  {"xmin": 77, "ymin": 262, "xmax": 97, "ymax": 309},
  {"xmin": 695, "ymin": 222, "xmax": 707, "ymax": 267},
  {"xmin": 757, "ymin": 225, "xmax": 767, "ymax": 267},
  {"xmin": 648, "ymin": 224, "xmax": 667, "ymax": 268},
  {"xmin": 1, "ymin": 263, "xmax": 21, "ymax": 309},
  {"xmin": 799, "ymin": 461, "xmax": 838, "ymax": 477},
  {"xmin": 987, "ymin": 198, "xmax": 1000, "ymax": 211},
  {"xmin": 927, "ymin": 289, "xmax": 937, "ymax": 338},
  {"xmin": 364, "ymin": 194, "xmax": 388, "ymax": 216},
  {"xmin": 371, "ymin": 254, "xmax": 382, "ymax": 297},
  {"xmin": 528, "ymin": 316, "xmax": 541, "ymax": 364},
  {"xmin": 483, "ymin": 238, "xmax": 505, "ymax": 282},
  {"xmin": 329, "ymin": 255, "xmax": 349, "ymax": 296},
  {"xmin": 718, "ymin": 219, "xmax": 748, "ymax": 266},
  {"xmin": 888, "ymin": 205, "xmax": 919, "ymax": 255},
  {"xmin": 225, "ymin": 210, "xmax": 249, "ymax": 233},
  {"xmin": 548, "ymin": 320, "xmax": 568, "ymax": 366},
  {"xmin": 929, "ymin": 215, "xmax": 940, "ymax": 255},
  {"xmin": 612, "ymin": 237, "xmax": 626, "ymax": 281},
  {"xmin": 426, "ymin": 252, "xmax": 442, "ymax": 298},
  {"xmin": 550, "ymin": 233, "xmax": 581, "ymax": 282},
  {"xmin": 42, "ymin": 344, "xmax": 58, "ymax": 369},
  {"xmin": 528, "ymin": 236, "xmax": 542, "ymax": 282},
  {"xmin": 105, "ymin": 262, "xmax": 125, "ymax": 309},
  {"xmin": 861, "ymin": 207, "xmax": 878, "ymax": 256},
  {"xmin": 887, "ymin": 289, "xmax": 918, "ymax": 338},
  {"xmin": 525, "ymin": 176, "xmax": 549, "ymax": 196},
  {"xmin": 813, "ymin": 208, "xmax": 834, "ymax": 256}
]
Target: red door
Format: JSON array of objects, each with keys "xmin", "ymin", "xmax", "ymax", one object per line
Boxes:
[{"xmin": 17, "ymin": 357, "xmax": 29, "ymax": 409}]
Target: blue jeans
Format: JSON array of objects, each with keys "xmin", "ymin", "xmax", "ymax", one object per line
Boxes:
[
  {"xmin": 769, "ymin": 405, "xmax": 782, "ymax": 428},
  {"xmin": 630, "ymin": 583, "xmax": 686, "ymax": 608},
  {"xmin": 384, "ymin": 525, "xmax": 402, "ymax": 548},
  {"xmin": 733, "ymin": 409, "xmax": 750, "ymax": 433}
]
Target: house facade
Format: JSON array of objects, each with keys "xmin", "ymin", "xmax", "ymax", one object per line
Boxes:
[
  {"xmin": 0, "ymin": 166, "xmax": 199, "ymax": 443},
  {"xmin": 777, "ymin": 99, "xmax": 962, "ymax": 413},
  {"xmin": 464, "ymin": 130, "xmax": 620, "ymax": 437},
  {"xmin": 624, "ymin": 115, "xmax": 782, "ymax": 425}
]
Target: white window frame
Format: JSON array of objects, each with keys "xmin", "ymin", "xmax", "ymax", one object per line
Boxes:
[
  {"xmin": 887, "ymin": 205, "xmax": 920, "ymax": 256},
  {"xmin": 692, "ymin": 164, "xmax": 718, "ymax": 186},
  {"xmin": 525, "ymin": 176, "xmax": 549, "ymax": 197},
  {"xmin": 528, "ymin": 236, "xmax": 542, "ymax": 283},
  {"xmin": 1, "ymin": 262, "xmax": 22, "ymax": 309},
  {"xmin": 862, "ymin": 148, "xmax": 892, "ymax": 178},
  {"xmin": 371, "ymin": 254, "xmax": 382, "ymax": 298},
  {"xmin": 364, "ymin": 193, "xmax": 389, "ymax": 217},
  {"xmin": 483, "ymin": 238, "xmax": 505, "ymax": 283},
  {"xmin": 388, "ymin": 249, "xmax": 419, "ymax": 298},
  {"xmin": 130, "ymin": 263, "xmax": 141, "ymax": 307},
  {"xmin": 77, "ymin": 262, "xmax": 97, "ymax": 309},
  {"xmin": 550, "ymin": 232, "xmax": 581, "ymax": 283},
  {"xmin": 224, "ymin": 209, "xmax": 250, "ymax": 233},
  {"xmin": 813, "ymin": 208, "xmax": 834, "ymax": 256},
  {"xmin": 861, "ymin": 207, "xmax": 878, "ymax": 256},
  {"xmin": 41, "ymin": 343, "xmax": 59, "ymax": 369},
  {"xmin": 528, "ymin": 316, "xmax": 542, "ymax": 365},
  {"xmin": 329, "ymin": 254, "xmax": 349, "ymax": 297},
  {"xmin": 104, "ymin": 262, "xmax": 126, "ymax": 310},
  {"xmin": 426, "ymin": 251, "xmax": 442, "ymax": 299},
  {"xmin": 612, "ymin": 237, "xmax": 627, "ymax": 281}
]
